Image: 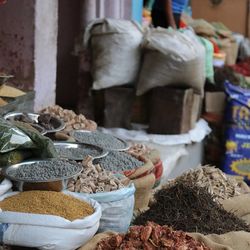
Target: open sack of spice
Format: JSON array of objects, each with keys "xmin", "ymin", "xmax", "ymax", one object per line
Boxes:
[
  {"xmin": 0, "ymin": 118, "xmax": 57, "ymax": 167},
  {"xmin": 0, "ymin": 191, "xmax": 101, "ymax": 250},
  {"xmin": 66, "ymin": 156, "xmax": 135, "ymax": 233},
  {"xmin": 126, "ymin": 143, "xmax": 163, "ymax": 188},
  {"xmin": 79, "ymin": 224, "xmax": 250, "ymax": 250},
  {"xmin": 93, "ymin": 150, "xmax": 155, "ymax": 211}
]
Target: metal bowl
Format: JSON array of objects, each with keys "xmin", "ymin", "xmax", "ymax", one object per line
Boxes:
[
  {"xmin": 3, "ymin": 112, "xmax": 65, "ymax": 134},
  {"xmin": 0, "ymin": 75, "xmax": 14, "ymax": 85},
  {"xmin": 69, "ymin": 130, "xmax": 130, "ymax": 151},
  {"xmin": 54, "ymin": 142, "xmax": 108, "ymax": 161},
  {"xmin": 2, "ymin": 159, "xmax": 83, "ymax": 183}
]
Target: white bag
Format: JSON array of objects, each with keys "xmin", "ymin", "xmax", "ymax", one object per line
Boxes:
[
  {"xmin": 136, "ymin": 28, "xmax": 206, "ymax": 96},
  {"xmin": 65, "ymin": 183, "xmax": 135, "ymax": 233},
  {"xmin": 0, "ymin": 179, "xmax": 12, "ymax": 197},
  {"xmin": 0, "ymin": 192, "xmax": 102, "ymax": 250},
  {"xmin": 84, "ymin": 18, "xmax": 143, "ymax": 90}
]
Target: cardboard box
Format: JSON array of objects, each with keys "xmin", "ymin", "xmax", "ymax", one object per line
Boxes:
[
  {"xmin": 149, "ymin": 87, "xmax": 201, "ymax": 135},
  {"xmin": 191, "ymin": 0, "xmax": 249, "ymax": 37},
  {"xmin": 205, "ymin": 91, "xmax": 226, "ymax": 114}
]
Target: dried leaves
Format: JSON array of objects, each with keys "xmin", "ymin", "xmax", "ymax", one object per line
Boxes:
[
  {"xmin": 96, "ymin": 222, "xmax": 211, "ymax": 250},
  {"xmin": 134, "ymin": 182, "xmax": 250, "ymax": 235}
]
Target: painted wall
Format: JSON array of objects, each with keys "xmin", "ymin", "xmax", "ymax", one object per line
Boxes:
[{"xmin": 0, "ymin": 0, "xmax": 35, "ymax": 90}]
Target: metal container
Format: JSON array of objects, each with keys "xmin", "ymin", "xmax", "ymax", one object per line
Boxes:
[
  {"xmin": 70, "ymin": 130, "xmax": 130, "ymax": 151},
  {"xmin": 3, "ymin": 112, "xmax": 65, "ymax": 134},
  {"xmin": 2, "ymin": 159, "xmax": 83, "ymax": 183},
  {"xmin": 54, "ymin": 142, "xmax": 108, "ymax": 161}
]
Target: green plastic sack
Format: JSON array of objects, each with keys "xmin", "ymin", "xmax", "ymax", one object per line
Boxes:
[
  {"xmin": 0, "ymin": 118, "xmax": 34, "ymax": 153},
  {"xmin": 199, "ymin": 37, "xmax": 214, "ymax": 83}
]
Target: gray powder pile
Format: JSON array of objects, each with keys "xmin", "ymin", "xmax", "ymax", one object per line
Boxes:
[
  {"xmin": 94, "ymin": 151, "xmax": 144, "ymax": 171},
  {"xmin": 72, "ymin": 131, "xmax": 127, "ymax": 150},
  {"xmin": 7, "ymin": 159, "xmax": 82, "ymax": 181},
  {"xmin": 55, "ymin": 145, "xmax": 101, "ymax": 160}
]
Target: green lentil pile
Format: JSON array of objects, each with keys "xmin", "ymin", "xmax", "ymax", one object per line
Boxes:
[{"xmin": 0, "ymin": 191, "xmax": 94, "ymax": 221}]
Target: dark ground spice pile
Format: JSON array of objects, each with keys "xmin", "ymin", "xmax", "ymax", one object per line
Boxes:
[{"xmin": 134, "ymin": 182, "xmax": 250, "ymax": 235}]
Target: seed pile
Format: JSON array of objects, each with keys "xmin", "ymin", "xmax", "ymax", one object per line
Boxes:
[
  {"xmin": 0, "ymin": 191, "xmax": 94, "ymax": 221},
  {"xmin": 7, "ymin": 159, "xmax": 82, "ymax": 181},
  {"xmin": 40, "ymin": 105, "xmax": 97, "ymax": 132},
  {"xmin": 94, "ymin": 151, "xmax": 144, "ymax": 172},
  {"xmin": 72, "ymin": 131, "xmax": 127, "ymax": 150},
  {"xmin": 97, "ymin": 221, "xmax": 211, "ymax": 250},
  {"xmin": 166, "ymin": 166, "xmax": 243, "ymax": 201},
  {"xmin": 55, "ymin": 144, "xmax": 101, "ymax": 160},
  {"xmin": 67, "ymin": 157, "xmax": 130, "ymax": 193},
  {"xmin": 134, "ymin": 182, "xmax": 250, "ymax": 235}
]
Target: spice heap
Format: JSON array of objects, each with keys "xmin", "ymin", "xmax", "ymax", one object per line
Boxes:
[
  {"xmin": 94, "ymin": 151, "xmax": 144, "ymax": 172},
  {"xmin": 126, "ymin": 143, "xmax": 150, "ymax": 158},
  {"xmin": 67, "ymin": 157, "xmax": 129, "ymax": 193},
  {"xmin": 55, "ymin": 144, "xmax": 102, "ymax": 160},
  {"xmin": 96, "ymin": 221, "xmax": 211, "ymax": 250},
  {"xmin": 166, "ymin": 166, "xmax": 242, "ymax": 201},
  {"xmin": 40, "ymin": 105, "xmax": 97, "ymax": 132},
  {"xmin": 72, "ymin": 131, "xmax": 127, "ymax": 151},
  {"xmin": 134, "ymin": 183, "xmax": 250, "ymax": 235},
  {"xmin": 7, "ymin": 159, "xmax": 82, "ymax": 181},
  {"xmin": 0, "ymin": 191, "xmax": 94, "ymax": 221}
]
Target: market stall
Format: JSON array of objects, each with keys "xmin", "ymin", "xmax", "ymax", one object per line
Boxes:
[{"xmin": 1, "ymin": 4, "xmax": 250, "ymax": 249}]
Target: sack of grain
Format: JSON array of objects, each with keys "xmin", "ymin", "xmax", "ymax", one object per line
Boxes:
[
  {"xmin": 0, "ymin": 192, "xmax": 101, "ymax": 250},
  {"xmin": 65, "ymin": 183, "xmax": 135, "ymax": 233},
  {"xmin": 84, "ymin": 18, "xmax": 143, "ymax": 90},
  {"xmin": 136, "ymin": 28, "xmax": 205, "ymax": 96}
]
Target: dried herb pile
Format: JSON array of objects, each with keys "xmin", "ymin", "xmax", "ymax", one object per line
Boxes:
[
  {"xmin": 166, "ymin": 166, "xmax": 243, "ymax": 201},
  {"xmin": 134, "ymin": 183, "xmax": 250, "ymax": 235},
  {"xmin": 96, "ymin": 221, "xmax": 211, "ymax": 250}
]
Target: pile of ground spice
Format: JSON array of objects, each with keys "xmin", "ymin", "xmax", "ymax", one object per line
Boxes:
[
  {"xmin": 0, "ymin": 191, "xmax": 94, "ymax": 221},
  {"xmin": 96, "ymin": 221, "xmax": 211, "ymax": 250},
  {"xmin": 134, "ymin": 183, "xmax": 250, "ymax": 235}
]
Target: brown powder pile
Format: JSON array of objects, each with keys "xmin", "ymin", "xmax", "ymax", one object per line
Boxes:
[{"xmin": 0, "ymin": 191, "xmax": 94, "ymax": 221}]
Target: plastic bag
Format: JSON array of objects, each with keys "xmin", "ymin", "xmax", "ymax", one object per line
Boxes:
[
  {"xmin": 0, "ymin": 118, "xmax": 33, "ymax": 153},
  {"xmin": 84, "ymin": 18, "xmax": 143, "ymax": 90},
  {"xmin": 65, "ymin": 183, "xmax": 135, "ymax": 233},
  {"xmin": 0, "ymin": 192, "xmax": 102, "ymax": 250},
  {"xmin": 223, "ymin": 81, "xmax": 250, "ymax": 184},
  {"xmin": 136, "ymin": 28, "xmax": 205, "ymax": 96},
  {"xmin": 198, "ymin": 37, "xmax": 214, "ymax": 82}
]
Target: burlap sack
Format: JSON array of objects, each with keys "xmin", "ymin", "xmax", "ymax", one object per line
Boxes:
[
  {"xmin": 79, "ymin": 231, "xmax": 250, "ymax": 250},
  {"xmin": 123, "ymin": 159, "xmax": 154, "ymax": 180},
  {"xmin": 220, "ymin": 194, "xmax": 250, "ymax": 224},
  {"xmin": 190, "ymin": 231, "xmax": 250, "ymax": 250},
  {"xmin": 132, "ymin": 173, "xmax": 156, "ymax": 210}
]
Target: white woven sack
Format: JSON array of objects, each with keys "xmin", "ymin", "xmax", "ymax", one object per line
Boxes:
[
  {"xmin": 84, "ymin": 18, "xmax": 143, "ymax": 90},
  {"xmin": 0, "ymin": 192, "xmax": 102, "ymax": 250},
  {"xmin": 136, "ymin": 28, "xmax": 206, "ymax": 96},
  {"xmin": 65, "ymin": 183, "xmax": 135, "ymax": 233}
]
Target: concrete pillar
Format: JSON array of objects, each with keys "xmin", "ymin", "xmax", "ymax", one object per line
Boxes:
[{"xmin": 34, "ymin": 0, "xmax": 58, "ymax": 111}]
